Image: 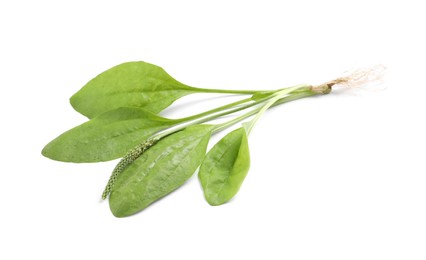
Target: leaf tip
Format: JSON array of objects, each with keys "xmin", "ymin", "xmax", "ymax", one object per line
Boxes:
[
  {"xmin": 69, "ymin": 93, "xmax": 92, "ymax": 118},
  {"xmin": 40, "ymin": 139, "xmax": 70, "ymax": 162},
  {"xmin": 108, "ymin": 199, "xmax": 125, "ymax": 218},
  {"xmin": 108, "ymin": 196, "xmax": 136, "ymax": 218},
  {"xmin": 69, "ymin": 93, "xmax": 78, "ymax": 110},
  {"xmin": 41, "ymin": 142, "xmax": 54, "ymax": 159},
  {"xmin": 41, "ymin": 145, "xmax": 49, "ymax": 158},
  {"xmin": 206, "ymin": 199, "xmax": 226, "ymax": 206}
]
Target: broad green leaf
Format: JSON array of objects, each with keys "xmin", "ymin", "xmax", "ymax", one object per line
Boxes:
[
  {"xmin": 70, "ymin": 61, "xmax": 199, "ymax": 118},
  {"xmin": 109, "ymin": 124, "xmax": 214, "ymax": 217},
  {"xmin": 199, "ymin": 127, "xmax": 250, "ymax": 206},
  {"xmin": 42, "ymin": 107, "xmax": 176, "ymax": 162}
]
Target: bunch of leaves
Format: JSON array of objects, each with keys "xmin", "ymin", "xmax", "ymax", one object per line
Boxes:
[{"xmin": 42, "ymin": 61, "xmax": 341, "ymax": 217}]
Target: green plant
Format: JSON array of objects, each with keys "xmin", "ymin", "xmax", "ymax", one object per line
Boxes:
[{"xmin": 42, "ymin": 61, "xmax": 381, "ymax": 217}]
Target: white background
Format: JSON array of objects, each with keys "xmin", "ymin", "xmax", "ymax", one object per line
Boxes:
[{"xmin": 1, "ymin": 1, "xmax": 425, "ymax": 259}]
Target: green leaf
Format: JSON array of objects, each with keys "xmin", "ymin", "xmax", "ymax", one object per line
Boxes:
[
  {"xmin": 42, "ymin": 107, "xmax": 176, "ymax": 162},
  {"xmin": 70, "ymin": 61, "xmax": 199, "ymax": 118},
  {"xmin": 109, "ymin": 124, "xmax": 214, "ymax": 217},
  {"xmin": 198, "ymin": 127, "xmax": 250, "ymax": 206}
]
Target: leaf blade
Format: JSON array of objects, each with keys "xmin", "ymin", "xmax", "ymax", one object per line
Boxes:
[
  {"xmin": 70, "ymin": 61, "xmax": 198, "ymax": 118},
  {"xmin": 199, "ymin": 127, "xmax": 250, "ymax": 206},
  {"xmin": 41, "ymin": 107, "xmax": 175, "ymax": 162},
  {"xmin": 109, "ymin": 124, "xmax": 214, "ymax": 217}
]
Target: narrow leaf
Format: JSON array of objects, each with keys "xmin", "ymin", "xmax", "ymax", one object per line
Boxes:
[
  {"xmin": 199, "ymin": 127, "xmax": 250, "ymax": 206},
  {"xmin": 42, "ymin": 107, "xmax": 176, "ymax": 162},
  {"xmin": 109, "ymin": 124, "xmax": 214, "ymax": 217},
  {"xmin": 70, "ymin": 61, "xmax": 199, "ymax": 118}
]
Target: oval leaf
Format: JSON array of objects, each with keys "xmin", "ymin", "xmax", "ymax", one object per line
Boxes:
[
  {"xmin": 42, "ymin": 107, "xmax": 176, "ymax": 162},
  {"xmin": 70, "ymin": 61, "xmax": 198, "ymax": 118},
  {"xmin": 109, "ymin": 124, "xmax": 214, "ymax": 217},
  {"xmin": 198, "ymin": 127, "xmax": 250, "ymax": 206}
]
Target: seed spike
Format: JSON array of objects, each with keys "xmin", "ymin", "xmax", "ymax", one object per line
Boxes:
[{"xmin": 102, "ymin": 139, "xmax": 158, "ymax": 200}]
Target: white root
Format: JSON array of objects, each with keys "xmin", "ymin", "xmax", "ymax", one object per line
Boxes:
[{"xmin": 328, "ymin": 65, "xmax": 387, "ymax": 88}]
